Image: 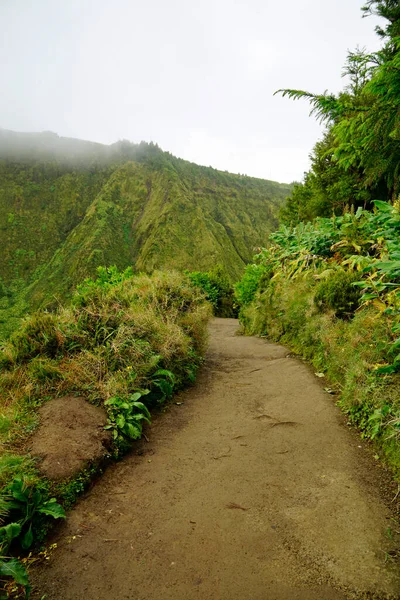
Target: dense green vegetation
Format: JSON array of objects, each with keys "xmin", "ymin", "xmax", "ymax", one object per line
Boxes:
[
  {"xmin": 238, "ymin": 201, "xmax": 400, "ymax": 470},
  {"xmin": 0, "ymin": 97, "xmax": 291, "ymax": 599},
  {"xmin": 0, "ymin": 477, "xmax": 65, "ymax": 598},
  {"xmin": 0, "ymin": 268, "xmax": 211, "ymax": 596},
  {"xmin": 0, "ymin": 268, "xmax": 210, "ymax": 458},
  {"xmin": 187, "ymin": 265, "xmax": 237, "ymax": 317},
  {"xmin": 238, "ymin": 0, "xmax": 400, "ymax": 475},
  {"xmin": 0, "ymin": 130, "xmax": 290, "ymax": 341},
  {"xmin": 4, "ymin": 3, "xmax": 400, "ymax": 593},
  {"xmin": 277, "ymin": 0, "xmax": 400, "ymax": 224}
]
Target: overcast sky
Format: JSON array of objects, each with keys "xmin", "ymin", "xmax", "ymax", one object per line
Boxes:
[{"xmin": 0, "ymin": 0, "xmax": 383, "ymax": 183}]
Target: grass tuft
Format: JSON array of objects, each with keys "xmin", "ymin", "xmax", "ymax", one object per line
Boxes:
[{"xmin": 0, "ymin": 267, "xmax": 211, "ymax": 481}]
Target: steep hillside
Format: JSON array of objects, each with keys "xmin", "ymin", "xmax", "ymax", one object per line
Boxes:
[{"xmin": 0, "ymin": 130, "xmax": 291, "ymax": 338}]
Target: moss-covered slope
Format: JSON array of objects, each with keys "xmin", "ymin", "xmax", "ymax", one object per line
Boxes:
[{"xmin": 0, "ymin": 132, "xmax": 291, "ymax": 336}]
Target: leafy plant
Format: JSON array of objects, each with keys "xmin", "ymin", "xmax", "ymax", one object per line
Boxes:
[
  {"xmin": 0, "ymin": 477, "xmax": 65, "ymax": 598},
  {"xmin": 366, "ymin": 405, "xmax": 392, "ymax": 440},
  {"xmin": 187, "ymin": 266, "xmax": 237, "ymax": 317},
  {"xmin": 234, "ymin": 263, "xmax": 270, "ymax": 307},
  {"xmin": 150, "ymin": 369, "xmax": 175, "ymax": 403},
  {"xmin": 74, "ymin": 265, "xmax": 134, "ymax": 306},
  {"xmin": 0, "ymin": 556, "xmax": 30, "ymax": 599},
  {"xmin": 1, "ymin": 478, "xmax": 65, "ymax": 549},
  {"xmin": 104, "ymin": 392, "xmax": 151, "ymax": 452}
]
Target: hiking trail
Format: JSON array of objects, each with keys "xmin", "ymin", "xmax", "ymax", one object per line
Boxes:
[{"xmin": 31, "ymin": 318, "xmax": 400, "ymax": 599}]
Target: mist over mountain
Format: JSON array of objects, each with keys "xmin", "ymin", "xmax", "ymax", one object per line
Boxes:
[{"xmin": 0, "ymin": 127, "xmax": 161, "ymax": 164}]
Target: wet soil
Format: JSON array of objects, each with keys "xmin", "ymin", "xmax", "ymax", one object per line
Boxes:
[{"xmin": 31, "ymin": 318, "xmax": 400, "ymax": 599}]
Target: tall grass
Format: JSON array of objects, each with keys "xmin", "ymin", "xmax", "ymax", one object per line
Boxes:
[{"xmin": 0, "ymin": 268, "xmax": 211, "ymax": 482}]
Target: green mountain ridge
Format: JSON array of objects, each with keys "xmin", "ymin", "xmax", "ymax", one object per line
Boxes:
[{"xmin": 0, "ymin": 129, "xmax": 292, "ymax": 338}]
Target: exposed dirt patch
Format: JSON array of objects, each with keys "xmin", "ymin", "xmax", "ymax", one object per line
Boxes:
[
  {"xmin": 29, "ymin": 396, "xmax": 111, "ymax": 481},
  {"xmin": 31, "ymin": 319, "xmax": 400, "ymax": 599}
]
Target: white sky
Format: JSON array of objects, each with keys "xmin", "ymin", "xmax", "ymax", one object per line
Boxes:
[{"xmin": 0, "ymin": 0, "xmax": 383, "ymax": 183}]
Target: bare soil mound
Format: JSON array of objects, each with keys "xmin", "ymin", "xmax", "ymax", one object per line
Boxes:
[
  {"xmin": 31, "ymin": 319, "xmax": 400, "ymax": 599},
  {"xmin": 29, "ymin": 396, "xmax": 111, "ymax": 481}
]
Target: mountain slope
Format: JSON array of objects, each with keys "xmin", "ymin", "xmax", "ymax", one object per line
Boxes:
[{"xmin": 0, "ymin": 130, "xmax": 292, "ymax": 336}]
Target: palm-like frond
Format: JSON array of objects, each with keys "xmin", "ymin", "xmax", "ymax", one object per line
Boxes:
[{"xmin": 274, "ymin": 89, "xmax": 341, "ymax": 124}]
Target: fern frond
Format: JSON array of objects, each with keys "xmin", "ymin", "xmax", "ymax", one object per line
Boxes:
[
  {"xmin": 273, "ymin": 89, "xmax": 318, "ymax": 101},
  {"xmin": 275, "ymin": 89, "xmax": 341, "ymax": 124}
]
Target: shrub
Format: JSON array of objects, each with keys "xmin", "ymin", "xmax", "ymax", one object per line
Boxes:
[
  {"xmin": 0, "ymin": 270, "xmax": 211, "ymax": 405},
  {"xmin": 187, "ymin": 265, "xmax": 237, "ymax": 317},
  {"xmin": 234, "ymin": 263, "xmax": 271, "ymax": 308},
  {"xmin": 314, "ymin": 268, "xmax": 361, "ymax": 318}
]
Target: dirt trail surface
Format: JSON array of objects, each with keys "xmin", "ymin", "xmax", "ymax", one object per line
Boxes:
[{"xmin": 32, "ymin": 318, "xmax": 400, "ymax": 599}]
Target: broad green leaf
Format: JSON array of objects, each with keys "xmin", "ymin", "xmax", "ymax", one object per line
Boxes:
[
  {"xmin": 38, "ymin": 499, "xmax": 66, "ymax": 519},
  {"xmin": 361, "ymin": 292, "xmax": 379, "ymax": 300},
  {"xmin": 9, "ymin": 479, "xmax": 28, "ymax": 503},
  {"xmin": 124, "ymin": 422, "xmax": 141, "ymax": 439},
  {"xmin": 375, "ymin": 260, "xmax": 400, "ymax": 274},
  {"xmin": 355, "ymin": 206, "xmax": 363, "ymax": 218},
  {"xmin": 154, "ymin": 379, "xmax": 173, "ymax": 399},
  {"xmin": 375, "ymin": 364, "xmax": 398, "ymax": 374},
  {"xmin": 373, "ymin": 200, "xmax": 394, "ymax": 213},
  {"xmin": 21, "ymin": 525, "xmax": 33, "ymax": 550},
  {"xmin": 0, "ymin": 522, "xmax": 21, "ymax": 545},
  {"xmin": 2, "ymin": 499, "xmax": 25, "ymax": 511},
  {"xmin": 0, "ymin": 557, "xmax": 30, "ymax": 587},
  {"xmin": 31, "ymin": 489, "xmax": 43, "ymax": 508},
  {"xmin": 390, "ymin": 338, "xmax": 400, "ymax": 351},
  {"xmin": 153, "ymin": 369, "xmax": 175, "ymax": 383},
  {"xmin": 116, "ymin": 414, "xmax": 126, "ymax": 429},
  {"xmin": 131, "ymin": 402, "xmax": 151, "ymax": 420},
  {"xmin": 131, "ymin": 413, "xmax": 151, "ymax": 424}
]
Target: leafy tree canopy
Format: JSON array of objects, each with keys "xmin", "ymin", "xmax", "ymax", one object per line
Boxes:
[{"xmin": 277, "ymin": 1, "xmax": 400, "ymax": 224}]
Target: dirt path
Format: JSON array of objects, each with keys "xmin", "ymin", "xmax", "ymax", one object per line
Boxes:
[{"xmin": 32, "ymin": 318, "xmax": 400, "ymax": 599}]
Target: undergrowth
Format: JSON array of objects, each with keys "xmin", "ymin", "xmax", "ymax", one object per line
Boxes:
[
  {"xmin": 0, "ymin": 267, "xmax": 211, "ymax": 597},
  {"xmin": 187, "ymin": 265, "xmax": 237, "ymax": 317},
  {"xmin": 237, "ymin": 201, "xmax": 400, "ymax": 476}
]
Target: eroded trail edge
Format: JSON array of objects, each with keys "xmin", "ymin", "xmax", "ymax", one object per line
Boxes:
[{"xmin": 32, "ymin": 319, "xmax": 400, "ymax": 600}]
